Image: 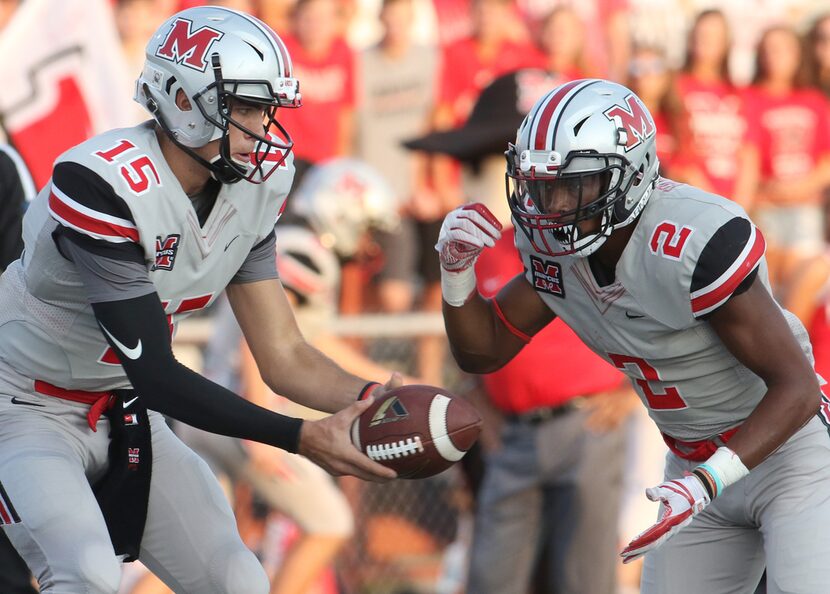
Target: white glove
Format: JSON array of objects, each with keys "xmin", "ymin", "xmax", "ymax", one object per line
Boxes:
[
  {"xmin": 436, "ymin": 203, "xmax": 502, "ymax": 272},
  {"xmin": 435, "ymin": 204, "xmax": 502, "ymax": 306},
  {"xmin": 620, "ymin": 473, "xmax": 710, "ymax": 564}
]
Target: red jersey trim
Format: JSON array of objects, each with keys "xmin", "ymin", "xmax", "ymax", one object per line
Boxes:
[
  {"xmin": 492, "ymin": 298, "xmax": 531, "ymax": 343},
  {"xmin": 690, "ymin": 226, "xmax": 765, "ymax": 317},
  {"xmin": 49, "ymin": 186, "xmax": 139, "ymax": 243}
]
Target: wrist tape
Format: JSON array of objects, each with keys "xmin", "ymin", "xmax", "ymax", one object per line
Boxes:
[
  {"xmin": 694, "ymin": 446, "xmax": 749, "ymax": 499},
  {"xmin": 441, "ymin": 266, "xmax": 477, "ymax": 307}
]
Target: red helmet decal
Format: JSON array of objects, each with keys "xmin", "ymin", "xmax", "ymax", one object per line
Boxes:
[
  {"xmin": 603, "ymin": 94, "xmax": 655, "ymax": 151},
  {"xmin": 155, "ymin": 18, "xmax": 224, "ymax": 72}
]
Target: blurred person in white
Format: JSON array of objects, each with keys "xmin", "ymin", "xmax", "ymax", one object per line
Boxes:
[
  {"xmin": 0, "ymin": 141, "xmax": 36, "ymax": 594},
  {"xmin": 356, "ymin": 0, "xmax": 438, "ymax": 314},
  {"xmin": 178, "ymin": 158, "xmax": 418, "ymax": 594},
  {"xmin": 516, "ymin": 0, "xmax": 630, "ymax": 82}
]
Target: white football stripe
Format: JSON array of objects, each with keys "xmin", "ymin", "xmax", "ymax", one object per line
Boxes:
[
  {"xmin": 350, "ymin": 419, "xmax": 361, "ymax": 451},
  {"xmin": 428, "ymin": 394, "xmax": 465, "ymax": 462}
]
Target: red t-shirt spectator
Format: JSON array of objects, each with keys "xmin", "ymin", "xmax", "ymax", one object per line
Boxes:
[
  {"xmin": 742, "ymin": 86, "xmax": 830, "ymax": 199},
  {"xmin": 279, "ymin": 35, "xmax": 356, "ymax": 163},
  {"xmin": 674, "ymin": 74, "xmax": 748, "ymax": 198},
  {"xmin": 439, "ymin": 37, "xmax": 543, "ymax": 125},
  {"xmin": 652, "ymin": 111, "xmax": 677, "ymax": 174},
  {"xmin": 475, "ymin": 229, "xmax": 623, "ymax": 413}
]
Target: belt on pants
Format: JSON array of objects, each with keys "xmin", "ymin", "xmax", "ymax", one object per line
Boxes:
[
  {"xmin": 504, "ymin": 400, "xmax": 581, "ymax": 425},
  {"xmin": 33, "ymin": 380, "xmax": 115, "ymax": 432}
]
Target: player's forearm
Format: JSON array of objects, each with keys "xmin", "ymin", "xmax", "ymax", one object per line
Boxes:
[
  {"xmin": 260, "ymin": 340, "xmax": 368, "ymax": 413},
  {"xmin": 725, "ymin": 378, "xmax": 820, "ymax": 469},
  {"xmin": 443, "ymin": 291, "xmax": 513, "ymax": 373}
]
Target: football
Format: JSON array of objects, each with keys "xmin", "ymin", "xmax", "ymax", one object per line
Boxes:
[{"xmin": 351, "ymin": 384, "xmax": 482, "ymax": 479}]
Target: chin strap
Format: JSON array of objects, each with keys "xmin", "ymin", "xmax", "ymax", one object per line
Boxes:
[{"xmin": 143, "ymin": 83, "xmax": 245, "ymax": 185}]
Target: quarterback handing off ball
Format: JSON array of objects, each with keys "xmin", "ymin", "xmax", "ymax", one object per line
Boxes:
[{"xmin": 351, "ymin": 385, "xmax": 482, "ymax": 478}]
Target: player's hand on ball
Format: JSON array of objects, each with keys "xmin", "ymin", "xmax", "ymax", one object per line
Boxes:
[
  {"xmin": 435, "ymin": 203, "xmax": 503, "ymax": 272},
  {"xmin": 297, "ymin": 398, "xmax": 397, "ymax": 483},
  {"xmin": 370, "ymin": 372, "xmax": 404, "ymax": 400},
  {"xmin": 620, "ymin": 473, "xmax": 711, "ymax": 564}
]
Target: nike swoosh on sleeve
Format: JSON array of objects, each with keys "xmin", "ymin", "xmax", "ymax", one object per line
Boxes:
[{"xmin": 99, "ymin": 324, "xmax": 143, "ymax": 360}]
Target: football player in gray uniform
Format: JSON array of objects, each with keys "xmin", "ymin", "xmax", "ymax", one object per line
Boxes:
[
  {"xmin": 437, "ymin": 78, "xmax": 830, "ymax": 593},
  {"xmin": 0, "ymin": 6, "xmax": 396, "ymax": 594}
]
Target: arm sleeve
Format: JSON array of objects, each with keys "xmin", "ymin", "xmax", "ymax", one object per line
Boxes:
[
  {"xmin": 230, "ymin": 229, "xmax": 279, "ymax": 284},
  {"xmin": 690, "ymin": 217, "xmax": 765, "ymax": 319},
  {"xmin": 60, "ymin": 236, "xmax": 303, "ymax": 452}
]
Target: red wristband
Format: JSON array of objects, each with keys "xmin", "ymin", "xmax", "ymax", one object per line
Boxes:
[{"xmin": 358, "ymin": 381, "xmax": 381, "ymax": 401}]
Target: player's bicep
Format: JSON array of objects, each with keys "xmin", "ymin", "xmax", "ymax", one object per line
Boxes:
[
  {"xmin": 492, "ymin": 272, "xmax": 557, "ymax": 343},
  {"xmin": 708, "ymin": 279, "xmax": 813, "ymax": 387}
]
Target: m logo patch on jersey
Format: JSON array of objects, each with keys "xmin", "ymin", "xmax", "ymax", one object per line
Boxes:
[
  {"xmin": 603, "ymin": 94, "xmax": 655, "ymax": 152},
  {"xmin": 152, "ymin": 234, "xmax": 181, "ymax": 271},
  {"xmin": 155, "ymin": 18, "xmax": 224, "ymax": 72},
  {"xmin": 530, "ymin": 256, "xmax": 565, "ymax": 297}
]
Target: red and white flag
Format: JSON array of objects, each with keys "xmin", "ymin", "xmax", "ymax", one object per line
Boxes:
[{"xmin": 0, "ymin": 0, "xmax": 135, "ymax": 188}]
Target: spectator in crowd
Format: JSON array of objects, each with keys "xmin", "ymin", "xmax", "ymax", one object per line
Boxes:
[
  {"xmin": 533, "ymin": 5, "xmax": 593, "ymax": 80},
  {"xmin": 0, "ymin": 143, "xmax": 36, "ymax": 594},
  {"xmin": 413, "ymin": 0, "xmax": 541, "ymax": 383},
  {"xmin": 671, "ymin": 9, "xmax": 753, "ymax": 205},
  {"xmin": 516, "ymin": 0, "xmax": 630, "ymax": 82},
  {"xmin": 626, "ymin": 44, "xmax": 686, "ymax": 176},
  {"xmin": 742, "ymin": 24, "xmax": 830, "ymax": 292},
  {"xmin": 805, "ymin": 12, "xmax": 830, "ymax": 99},
  {"xmin": 278, "ymin": 0, "xmax": 357, "ymax": 183},
  {"xmin": 356, "ymin": 0, "xmax": 438, "ymax": 313},
  {"xmin": 407, "ymin": 70, "xmax": 637, "ymax": 594}
]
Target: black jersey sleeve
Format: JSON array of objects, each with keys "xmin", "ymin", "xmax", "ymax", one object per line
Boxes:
[
  {"xmin": 690, "ymin": 217, "xmax": 765, "ymax": 319},
  {"xmin": 49, "ymin": 162, "xmax": 146, "ymax": 262},
  {"xmin": 0, "ymin": 145, "xmax": 34, "ymax": 270}
]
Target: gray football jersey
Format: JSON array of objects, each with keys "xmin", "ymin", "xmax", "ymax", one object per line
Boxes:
[
  {"xmin": 514, "ymin": 178, "xmax": 815, "ymax": 440},
  {"xmin": 0, "ymin": 121, "xmax": 293, "ymax": 391}
]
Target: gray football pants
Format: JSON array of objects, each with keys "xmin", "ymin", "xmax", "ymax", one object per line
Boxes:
[
  {"xmin": 0, "ymin": 369, "xmax": 269, "ymax": 594},
  {"xmin": 467, "ymin": 406, "xmax": 625, "ymax": 594},
  {"xmin": 641, "ymin": 415, "xmax": 830, "ymax": 594}
]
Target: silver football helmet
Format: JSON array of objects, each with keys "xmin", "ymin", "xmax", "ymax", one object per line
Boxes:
[
  {"xmin": 276, "ymin": 226, "xmax": 341, "ymax": 310},
  {"xmin": 135, "ymin": 6, "xmax": 301, "ymax": 184},
  {"xmin": 291, "ymin": 159, "xmax": 401, "ymax": 258},
  {"xmin": 506, "ymin": 79, "xmax": 659, "ymax": 257}
]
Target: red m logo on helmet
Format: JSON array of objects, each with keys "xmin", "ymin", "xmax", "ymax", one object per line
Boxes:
[
  {"xmin": 603, "ymin": 95, "xmax": 655, "ymax": 152},
  {"xmin": 155, "ymin": 18, "xmax": 224, "ymax": 72}
]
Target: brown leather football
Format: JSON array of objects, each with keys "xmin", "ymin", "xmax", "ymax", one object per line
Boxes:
[{"xmin": 351, "ymin": 384, "xmax": 482, "ymax": 479}]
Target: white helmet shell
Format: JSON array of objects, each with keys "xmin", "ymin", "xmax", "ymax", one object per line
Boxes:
[
  {"xmin": 291, "ymin": 159, "xmax": 401, "ymax": 258},
  {"xmin": 507, "ymin": 79, "xmax": 660, "ymax": 257},
  {"xmin": 135, "ymin": 6, "xmax": 299, "ymax": 148}
]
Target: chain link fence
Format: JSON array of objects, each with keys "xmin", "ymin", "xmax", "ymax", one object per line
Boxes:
[{"xmin": 173, "ymin": 312, "xmax": 479, "ymax": 594}]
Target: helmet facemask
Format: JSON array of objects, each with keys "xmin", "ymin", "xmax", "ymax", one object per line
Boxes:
[
  {"xmin": 507, "ymin": 146, "xmax": 632, "ymax": 257},
  {"xmin": 191, "ymin": 54, "xmax": 300, "ymax": 184}
]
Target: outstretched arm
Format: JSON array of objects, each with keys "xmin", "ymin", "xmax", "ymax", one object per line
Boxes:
[{"xmin": 437, "ymin": 203, "xmax": 556, "ymax": 373}]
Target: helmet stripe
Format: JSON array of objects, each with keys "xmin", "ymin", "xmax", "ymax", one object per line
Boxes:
[{"xmin": 532, "ymin": 80, "xmax": 584, "ymax": 150}]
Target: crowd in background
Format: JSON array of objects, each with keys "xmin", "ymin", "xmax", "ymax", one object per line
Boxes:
[{"xmin": 2, "ymin": 0, "xmax": 830, "ymax": 593}]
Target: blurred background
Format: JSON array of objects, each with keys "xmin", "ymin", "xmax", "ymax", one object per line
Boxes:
[{"xmin": 1, "ymin": 0, "xmax": 830, "ymax": 593}]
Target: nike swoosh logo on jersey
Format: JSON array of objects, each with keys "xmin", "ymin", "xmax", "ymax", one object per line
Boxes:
[
  {"xmin": 99, "ymin": 324, "xmax": 143, "ymax": 360},
  {"xmin": 625, "ymin": 311, "xmax": 645, "ymax": 319},
  {"xmin": 123, "ymin": 396, "xmax": 140, "ymax": 408},
  {"xmin": 224, "ymin": 235, "xmax": 240, "ymax": 251},
  {"xmin": 10, "ymin": 397, "xmax": 45, "ymax": 407}
]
